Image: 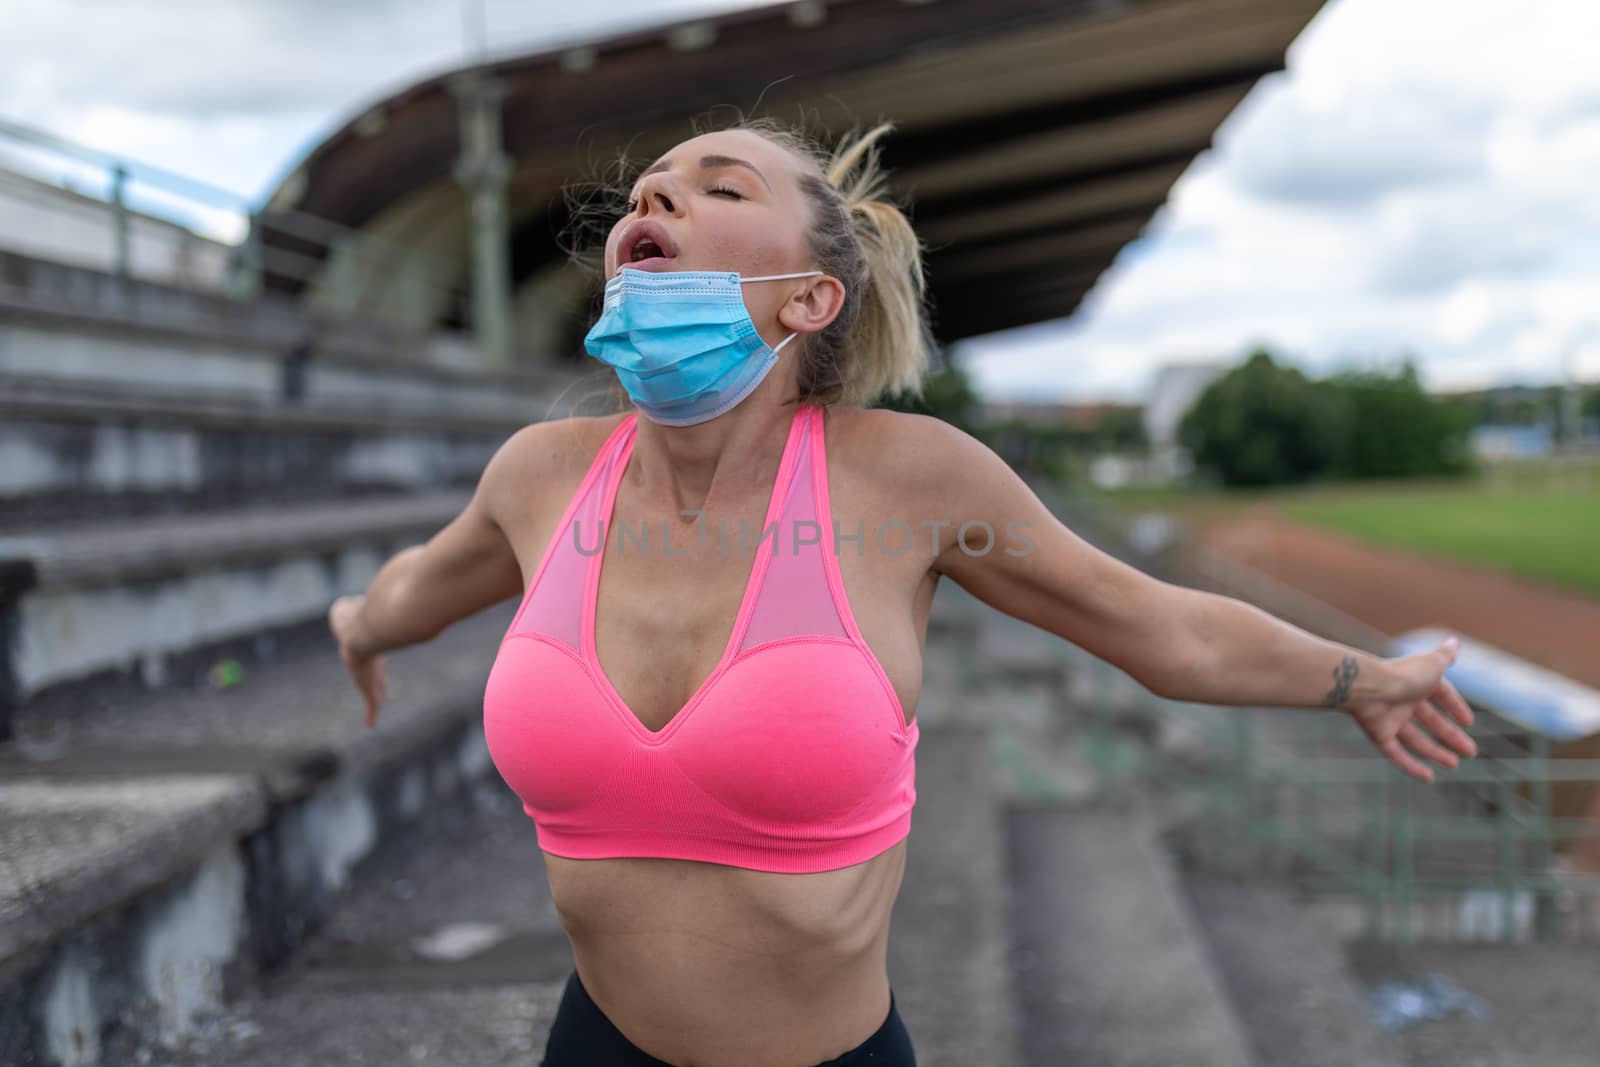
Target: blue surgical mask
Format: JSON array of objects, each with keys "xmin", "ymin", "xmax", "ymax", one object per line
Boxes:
[{"xmin": 583, "ymin": 267, "xmax": 824, "ymax": 426}]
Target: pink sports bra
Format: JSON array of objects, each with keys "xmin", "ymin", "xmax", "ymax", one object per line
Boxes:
[{"xmin": 483, "ymin": 403, "xmax": 918, "ymax": 873}]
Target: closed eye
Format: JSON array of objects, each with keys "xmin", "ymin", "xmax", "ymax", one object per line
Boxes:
[{"xmin": 621, "ymin": 184, "xmax": 744, "ymax": 215}]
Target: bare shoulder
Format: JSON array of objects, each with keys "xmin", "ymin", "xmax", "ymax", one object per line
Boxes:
[
  {"xmin": 824, "ymin": 404, "xmax": 994, "ymax": 509},
  {"xmin": 480, "ymin": 412, "xmax": 630, "ymax": 521}
]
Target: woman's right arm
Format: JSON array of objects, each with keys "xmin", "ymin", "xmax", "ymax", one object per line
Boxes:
[
  {"xmin": 339, "ymin": 422, "xmax": 549, "ymax": 658},
  {"xmin": 344, "ymin": 428, "xmax": 537, "ymax": 655}
]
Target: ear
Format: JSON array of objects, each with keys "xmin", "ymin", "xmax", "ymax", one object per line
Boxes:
[{"xmin": 777, "ymin": 275, "xmax": 847, "ymax": 337}]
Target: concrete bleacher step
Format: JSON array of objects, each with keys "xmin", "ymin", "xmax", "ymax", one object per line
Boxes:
[
  {"xmin": 0, "ymin": 250, "xmax": 575, "ymax": 418},
  {"xmin": 1003, "ymin": 802, "xmax": 1256, "ymax": 1067},
  {"xmin": 111, "ymin": 782, "xmax": 574, "ymax": 1067},
  {"xmin": 1179, "ymin": 870, "xmax": 1406, "ymax": 1067},
  {"xmin": 1, "ymin": 249, "xmax": 592, "ymax": 528},
  {"xmin": 0, "ymin": 602, "xmax": 515, "ymax": 1066},
  {"xmin": 1, "ymin": 490, "xmax": 471, "ymax": 738},
  {"xmin": 0, "ymin": 373, "xmax": 530, "ymax": 529},
  {"xmin": 889, "ymin": 720, "xmax": 1024, "ymax": 1067}
]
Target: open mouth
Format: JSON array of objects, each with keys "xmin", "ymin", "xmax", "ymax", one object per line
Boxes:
[
  {"xmin": 620, "ymin": 221, "xmax": 679, "ymax": 269},
  {"xmin": 629, "ymin": 237, "xmax": 666, "ymax": 262}
]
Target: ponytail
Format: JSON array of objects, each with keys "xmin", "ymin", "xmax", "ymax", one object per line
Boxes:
[{"xmin": 735, "ymin": 117, "xmax": 935, "ymax": 407}]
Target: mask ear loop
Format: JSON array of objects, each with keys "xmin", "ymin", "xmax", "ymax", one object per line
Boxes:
[
  {"xmin": 740, "ymin": 272, "xmax": 823, "ymax": 352},
  {"xmin": 739, "ymin": 270, "xmax": 825, "ymax": 283}
]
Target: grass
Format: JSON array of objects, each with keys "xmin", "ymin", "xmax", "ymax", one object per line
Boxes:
[
  {"xmin": 1091, "ymin": 456, "xmax": 1600, "ymax": 595},
  {"xmin": 1280, "ymin": 491, "xmax": 1600, "ymax": 594}
]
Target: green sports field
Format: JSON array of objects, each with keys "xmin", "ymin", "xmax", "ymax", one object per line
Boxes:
[{"xmin": 1095, "ymin": 456, "xmax": 1600, "ymax": 595}]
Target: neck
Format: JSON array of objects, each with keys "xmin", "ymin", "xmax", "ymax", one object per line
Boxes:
[{"xmin": 628, "ymin": 394, "xmax": 804, "ymax": 518}]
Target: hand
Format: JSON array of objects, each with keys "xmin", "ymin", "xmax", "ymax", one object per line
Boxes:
[
  {"xmin": 1341, "ymin": 635, "xmax": 1476, "ymax": 783},
  {"xmin": 328, "ymin": 595, "xmax": 388, "ymax": 728}
]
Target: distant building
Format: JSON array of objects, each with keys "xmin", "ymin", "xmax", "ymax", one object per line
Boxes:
[
  {"xmin": 1142, "ymin": 361, "xmax": 1229, "ymax": 450},
  {"xmin": 975, "ymin": 399, "xmax": 1131, "ymax": 430},
  {"xmin": 977, "ymin": 364, "xmax": 1233, "ymax": 488},
  {"xmin": 1142, "ymin": 361, "xmax": 1229, "ymax": 482},
  {"xmin": 1470, "ymin": 424, "xmax": 1554, "ymax": 460},
  {"xmin": 973, "ymin": 398, "xmax": 1147, "ymax": 483}
]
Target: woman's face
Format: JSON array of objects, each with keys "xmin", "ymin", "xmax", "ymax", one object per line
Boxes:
[{"xmin": 604, "ymin": 129, "xmax": 820, "ymax": 336}]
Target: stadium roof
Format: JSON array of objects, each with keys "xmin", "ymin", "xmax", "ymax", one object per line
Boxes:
[{"xmin": 263, "ymin": 0, "xmax": 1326, "ymax": 354}]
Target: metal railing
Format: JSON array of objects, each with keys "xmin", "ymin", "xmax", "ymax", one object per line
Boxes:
[
  {"xmin": 1169, "ymin": 710, "xmax": 1600, "ymax": 944},
  {"xmin": 1029, "ymin": 478, "xmax": 1600, "ymax": 945},
  {"xmin": 0, "ymin": 115, "xmax": 468, "ymax": 332}
]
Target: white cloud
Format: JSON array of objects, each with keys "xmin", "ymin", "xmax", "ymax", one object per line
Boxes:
[
  {"xmin": 959, "ymin": 0, "xmax": 1600, "ymax": 401},
  {"xmin": 1222, "ymin": 77, "xmax": 1486, "ymax": 211}
]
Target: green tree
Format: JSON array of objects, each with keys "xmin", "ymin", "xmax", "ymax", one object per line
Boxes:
[
  {"xmin": 1325, "ymin": 360, "xmax": 1475, "ymax": 478},
  {"xmin": 1179, "ymin": 350, "xmax": 1479, "ymax": 487},
  {"xmin": 1178, "ymin": 349, "xmax": 1344, "ymax": 487}
]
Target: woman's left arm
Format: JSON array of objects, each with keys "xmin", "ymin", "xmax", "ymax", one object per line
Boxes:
[{"xmin": 917, "ymin": 415, "xmax": 1477, "ymax": 783}]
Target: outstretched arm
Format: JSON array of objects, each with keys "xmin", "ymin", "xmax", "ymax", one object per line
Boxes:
[
  {"xmin": 337, "ymin": 439, "xmax": 527, "ymax": 659},
  {"xmin": 1133, "ymin": 590, "xmax": 1475, "ymax": 781},
  {"xmin": 327, "ymin": 421, "xmax": 548, "ymax": 725},
  {"xmin": 914, "ymin": 414, "xmax": 1476, "ymax": 782}
]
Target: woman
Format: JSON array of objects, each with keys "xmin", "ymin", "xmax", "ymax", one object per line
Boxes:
[{"xmin": 327, "ymin": 118, "xmax": 1477, "ymax": 1067}]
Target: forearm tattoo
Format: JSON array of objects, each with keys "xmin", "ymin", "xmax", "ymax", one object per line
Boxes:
[{"xmin": 1324, "ymin": 656, "xmax": 1359, "ymax": 707}]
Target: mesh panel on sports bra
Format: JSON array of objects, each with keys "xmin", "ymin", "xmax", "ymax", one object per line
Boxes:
[
  {"xmin": 738, "ymin": 407, "xmax": 847, "ymax": 652},
  {"xmin": 509, "ymin": 424, "xmax": 628, "ymax": 651}
]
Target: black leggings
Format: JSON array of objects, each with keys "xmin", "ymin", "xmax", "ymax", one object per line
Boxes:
[{"xmin": 539, "ymin": 968, "xmax": 918, "ymax": 1066}]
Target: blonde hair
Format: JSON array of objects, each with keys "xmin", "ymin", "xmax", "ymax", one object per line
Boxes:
[
  {"xmin": 734, "ymin": 116, "xmax": 933, "ymax": 407},
  {"xmin": 565, "ymin": 114, "xmax": 935, "ymax": 411}
]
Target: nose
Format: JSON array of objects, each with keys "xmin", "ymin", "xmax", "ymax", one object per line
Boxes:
[{"xmin": 631, "ymin": 170, "xmax": 682, "ymax": 217}]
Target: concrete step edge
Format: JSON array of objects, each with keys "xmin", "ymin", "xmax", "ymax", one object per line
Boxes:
[
  {"xmin": 1002, "ymin": 800, "xmax": 1256, "ymax": 1067},
  {"xmin": 6, "ymin": 490, "xmax": 469, "ymax": 588},
  {"xmin": 0, "ymin": 372, "xmax": 543, "ymax": 435},
  {"xmin": 0, "ymin": 680, "xmax": 495, "ymax": 1065},
  {"xmin": 1181, "ymin": 868, "xmax": 1407, "ymax": 1067},
  {"xmin": 894, "ymin": 718, "xmax": 1025, "ymax": 1067}
]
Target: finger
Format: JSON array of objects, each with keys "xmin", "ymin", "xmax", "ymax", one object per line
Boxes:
[
  {"xmin": 1380, "ymin": 735, "xmax": 1435, "ymax": 783},
  {"xmin": 1416, "ymin": 700, "xmax": 1477, "ymax": 758},
  {"xmin": 1399, "ymin": 720, "xmax": 1459, "ymax": 770},
  {"xmin": 1435, "ymin": 676, "xmax": 1475, "ymax": 729}
]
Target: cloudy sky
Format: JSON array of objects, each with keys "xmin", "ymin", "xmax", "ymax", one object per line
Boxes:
[{"xmin": 5, "ymin": 0, "xmax": 1599, "ymax": 401}]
